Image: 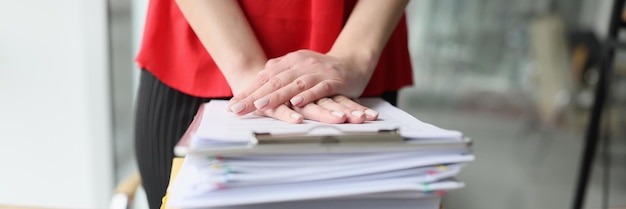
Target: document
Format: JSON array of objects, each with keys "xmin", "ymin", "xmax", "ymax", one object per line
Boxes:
[
  {"xmin": 181, "ymin": 153, "xmax": 472, "ymax": 189},
  {"xmin": 167, "ymin": 98, "xmax": 474, "ymax": 209},
  {"xmin": 169, "ymin": 154, "xmax": 465, "ymax": 208}
]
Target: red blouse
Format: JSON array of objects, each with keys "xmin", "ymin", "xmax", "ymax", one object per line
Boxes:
[{"xmin": 136, "ymin": 0, "xmax": 413, "ymax": 98}]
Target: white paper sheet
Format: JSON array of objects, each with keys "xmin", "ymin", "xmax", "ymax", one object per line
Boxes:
[
  {"xmin": 189, "ymin": 154, "xmax": 472, "ymax": 187},
  {"xmin": 169, "ymin": 155, "xmax": 463, "ymax": 208}
]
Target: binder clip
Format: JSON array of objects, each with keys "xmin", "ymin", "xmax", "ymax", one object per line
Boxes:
[{"xmin": 252, "ymin": 126, "xmax": 403, "ymax": 145}]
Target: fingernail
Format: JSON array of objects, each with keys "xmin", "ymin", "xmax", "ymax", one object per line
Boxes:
[
  {"xmin": 351, "ymin": 111, "xmax": 364, "ymax": 118},
  {"xmin": 365, "ymin": 109, "xmax": 379, "ymax": 118},
  {"xmin": 230, "ymin": 103, "xmax": 246, "ymax": 113},
  {"xmin": 291, "ymin": 113, "xmax": 303, "ymax": 120},
  {"xmin": 225, "ymin": 102, "xmax": 234, "ymax": 111},
  {"xmin": 254, "ymin": 98, "xmax": 269, "ymax": 109},
  {"xmin": 290, "ymin": 96, "xmax": 303, "ymax": 105},
  {"xmin": 331, "ymin": 111, "xmax": 345, "ymax": 118}
]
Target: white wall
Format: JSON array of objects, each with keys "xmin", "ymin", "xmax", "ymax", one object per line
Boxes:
[{"xmin": 0, "ymin": 0, "xmax": 113, "ymax": 208}]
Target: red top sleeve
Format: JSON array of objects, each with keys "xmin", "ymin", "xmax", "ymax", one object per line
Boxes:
[{"xmin": 136, "ymin": 0, "xmax": 413, "ymax": 98}]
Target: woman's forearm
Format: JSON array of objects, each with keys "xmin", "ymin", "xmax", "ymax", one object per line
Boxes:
[
  {"xmin": 328, "ymin": 0, "xmax": 409, "ymax": 76},
  {"xmin": 175, "ymin": 0, "xmax": 266, "ymax": 94}
]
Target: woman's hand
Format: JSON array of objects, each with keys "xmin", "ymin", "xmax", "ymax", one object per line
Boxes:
[
  {"xmin": 254, "ymin": 95, "xmax": 379, "ymax": 124},
  {"xmin": 227, "ymin": 50, "xmax": 374, "ymax": 116}
]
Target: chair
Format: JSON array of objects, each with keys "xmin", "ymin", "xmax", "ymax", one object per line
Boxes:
[{"xmin": 109, "ymin": 172, "xmax": 143, "ymax": 209}]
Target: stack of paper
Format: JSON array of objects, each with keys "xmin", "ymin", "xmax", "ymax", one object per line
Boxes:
[{"xmin": 167, "ymin": 98, "xmax": 474, "ymax": 209}]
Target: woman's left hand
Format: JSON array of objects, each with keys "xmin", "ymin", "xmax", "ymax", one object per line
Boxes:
[{"xmin": 227, "ymin": 49, "xmax": 374, "ymax": 116}]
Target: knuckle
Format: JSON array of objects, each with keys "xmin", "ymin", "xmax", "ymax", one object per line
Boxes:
[
  {"xmin": 265, "ymin": 59, "xmax": 278, "ymax": 68},
  {"xmin": 268, "ymin": 77, "xmax": 285, "ymax": 89},
  {"xmin": 242, "ymin": 95, "xmax": 257, "ymax": 103},
  {"xmin": 257, "ymin": 72, "xmax": 270, "ymax": 84},
  {"xmin": 318, "ymin": 81, "xmax": 335, "ymax": 93},
  {"xmin": 305, "ymin": 57, "xmax": 319, "ymax": 65},
  {"xmin": 324, "ymin": 63, "xmax": 341, "ymax": 72},
  {"xmin": 294, "ymin": 79, "xmax": 308, "ymax": 91}
]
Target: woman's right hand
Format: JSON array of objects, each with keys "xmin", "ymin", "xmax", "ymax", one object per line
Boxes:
[{"xmin": 250, "ymin": 95, "xmax": 379, "ymax": 124}]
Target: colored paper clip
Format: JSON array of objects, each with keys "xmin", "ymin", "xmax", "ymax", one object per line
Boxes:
[
  {"xmin": 211, "ymin": 164, "xmax": 221, "ymax": 170},
  {"xmin": 207, "ymin": 155, "xmax": 225, "ymax": 161},
  {"xmin": 210, "ymin": 164, "xmax": 233, "ymax": 174},
  {"xmin": 421, "ymin": 183, "xmax": 432, "ymax": 193},
  {"xmin": 221, "ymin": 172, "xmax": 230, "ymax": 183}
]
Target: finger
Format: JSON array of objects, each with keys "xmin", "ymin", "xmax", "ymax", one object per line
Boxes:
[
  {"xmin": 290, "ymin": 80, "xmax": 341, "ymax": 107},
  {"xmin": 229, "ymin": 71, "xmax": 301, "ymax": 115},
  {"xmin": 294, "ymin": 103, "xmax": 347, "ymax": 124},
  {"xmin": 253, "ymin": 74, "xmax": 319, "ymax": 112},
  {"xmin": 243, "ymin": 52, "xmax": 318, "ymax": 111},
  {"xmin": 226, "ymin": 56, "xmax": 288, "ymax": 111},
  {"xmin": 261, "ymin": 104, "xmax": 304, "ymax": 124},
  {"xmin": 332, "ymin": 95, "xmax": 378, "ymax": 121},
  {"xmin": 316, "ymin": 97, "xmax": 366, "ymax": 124},
  {"xmin": 226, "ymin": 76, "xmax": 267, "ymax": 112}
]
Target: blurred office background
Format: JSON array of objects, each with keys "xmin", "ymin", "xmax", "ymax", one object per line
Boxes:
[
  {"xmin": 403, "ymin": 0, "xmax": 626, "ymax": 209},
  {"xmin": 0, "ymin": 0, "xmax": 624, "ymax": 208}
]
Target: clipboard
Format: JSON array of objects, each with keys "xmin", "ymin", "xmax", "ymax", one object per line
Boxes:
[
  {"xmin": 176, "ymin": 100, "xmax": 472, "ymax": 157},
  {"xmin": 185, "ymin": 127, "xmax": 472, "ymax": 156}
]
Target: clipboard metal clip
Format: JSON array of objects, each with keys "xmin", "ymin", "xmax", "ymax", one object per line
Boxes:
[{"xmin": 252, "ymin": 126, "xmax": 403, "ymax": 145}]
